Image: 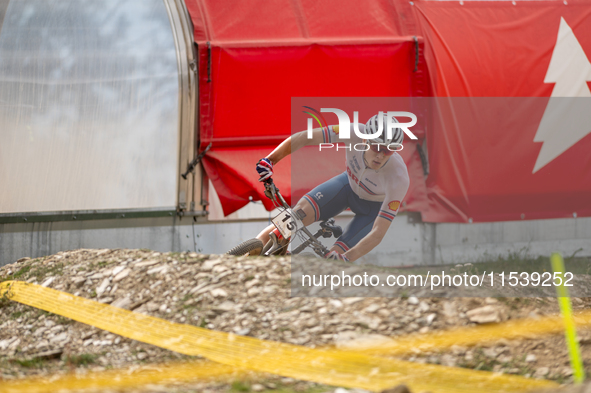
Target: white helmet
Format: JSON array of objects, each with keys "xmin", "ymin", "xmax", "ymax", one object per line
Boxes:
[{"xmin": 364, "ymin": 113, "xmax": 404, "ymax": 146}]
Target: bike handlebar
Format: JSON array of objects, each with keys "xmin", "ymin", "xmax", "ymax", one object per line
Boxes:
[
  {"xmin": 261, "ymin": 177, "xmax": 340, "ymax": 258},
  {"xmin": 263, "ymin": 178, "xmax": 290, "ymax": 210}
]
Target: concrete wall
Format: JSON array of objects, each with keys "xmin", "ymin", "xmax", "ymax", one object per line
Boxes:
[
  {"xmin": 2, "ymin": 212, "xmax": 589, "ymax": 267},
  {"xmin": 433, "ymin": 217, "xmax": 591, "ymax": 265},
  {"xmin": 0, "ymin": 217, "xmax": 263, "ymax": 266}
]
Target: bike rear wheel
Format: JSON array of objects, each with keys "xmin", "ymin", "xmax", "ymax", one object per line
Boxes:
[{"xmin": 226, "ymin": 238, "xmax": 264, "ymax": 256}]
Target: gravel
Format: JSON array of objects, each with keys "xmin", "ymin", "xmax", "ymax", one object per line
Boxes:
[{"xmin": 0, "ymin": 249, "xmax": 590, "ymax": 390}]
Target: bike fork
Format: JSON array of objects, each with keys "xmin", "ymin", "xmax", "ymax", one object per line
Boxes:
[{"xmin": 264, "ymin": 228, "xmax": 289, "ymax": 256}]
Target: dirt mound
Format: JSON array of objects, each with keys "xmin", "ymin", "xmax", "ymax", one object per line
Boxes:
[{"xmin": 1, "ymin": 249, "xmax": 590, "ymax": 390}]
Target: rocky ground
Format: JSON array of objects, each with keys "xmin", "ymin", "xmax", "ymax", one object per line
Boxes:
[{"xmin": 1, "ymin": 249, "xmax": 591, "ymax": 392}]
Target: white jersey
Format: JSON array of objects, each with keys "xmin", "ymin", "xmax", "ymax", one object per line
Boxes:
[{"xmin": 325, "ymin": 124, "xmax": 410, "ymax": 218}]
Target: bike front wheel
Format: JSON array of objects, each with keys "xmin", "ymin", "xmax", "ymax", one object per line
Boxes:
[{"xmin": 226, "ymin": 238, "xmax": 264, "ymax": 256}]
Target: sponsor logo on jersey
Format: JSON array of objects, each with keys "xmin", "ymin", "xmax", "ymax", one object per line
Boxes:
[
  {"xmin": 365, "ymin": 178, "xmax": 378, "ymax": 187},
  {"xmin": 346, "ymin": 166, "xmax": 360, "ymax": 185},
  {"xmin": 388, "ymin": 200, "xmax": 401, "ymax": 211}
]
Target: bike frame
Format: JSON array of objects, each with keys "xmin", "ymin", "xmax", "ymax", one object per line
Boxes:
[{"xmin": 263, "ymin": 179, "xmax": 332, "ymax": 257}]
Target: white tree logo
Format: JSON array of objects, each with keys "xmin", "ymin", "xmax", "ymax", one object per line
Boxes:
[{"xmin": 533, "ymin": 17, "xmax": 591, "ymax": 173}]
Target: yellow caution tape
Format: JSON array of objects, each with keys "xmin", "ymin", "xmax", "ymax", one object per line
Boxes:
[
  {"xmin": 359, "ymin": 311, "xmax": 591, "ymax": 356},
  {"xmin": 0, "ymin": 360, "xmax": 242, "ymax": 393},
  {"xmin": 355, "ymin": 311, "xmax": 591, "ymax": 356},
  {"xmin": 0, "ymin": 281, "xmax": 556, "ymax": 393}
]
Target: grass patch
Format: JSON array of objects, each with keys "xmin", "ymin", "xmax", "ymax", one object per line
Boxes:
[
  {"xmin": 85, "ymin": 261, "xmax": 110, "ymax": 271},
  {"xmin": 0, "ymin": 287, "xmax": 14, "ymax": 309},
  {"xmin": 458, "ymin": 349, "xmax": 492, "ymax": 370},
  {"xmin": 229, "ymin": 380, "xmax": 330, "ymax": 393},
  {"xmin": 56, "ymin": 315, "xmax": 73, "ymax": 325},
  {"xmin": 374, "ymin": 249, "xmax": 591, "ymax": 279},
  {"xmin": 231, "ymin": 381, "xmax": 251, "ymax": 392},
  {"xmin": 13, "ymin": 265, "xmax": 32, "ymax": 279},
  {"xmin": 552, "ymin": 374, "xmax": 568, "ymax": 384},
  {"xmin": 36, "ymin": 309, "xmax": 52, "ymax": 317},
  {"xmin": 182, "ymin": 304, "xmax": 199, "ymax": 313},
  {"xmin": 457, "ymin": 349, "xmax": 535, "ymax": 377},
  {"xmin": 1, "ymin": 264, "xmax": 33, "ymax": 283},
  {"xmin": 66, "ymin": 353, "xmax": 98, "ymax": 367},
  {"xmin": 27, "ymin": 263, "xmax": 64, "ymax": 281},
  {"xmin": 34, "ymin": 309, "xmax": 70, "ymax": 323},
  {"xmin": 464, "ymin": 250, "xmax": 591, "ymax": 276},
  {"xmin": 12, "ymin": 357, "xmax": 46, "ymax": 368}
]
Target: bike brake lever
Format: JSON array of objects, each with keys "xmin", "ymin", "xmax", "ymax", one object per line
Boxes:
[{"xmin": 263, "ymin": 180, "xmax": 276, "ymax": 200}]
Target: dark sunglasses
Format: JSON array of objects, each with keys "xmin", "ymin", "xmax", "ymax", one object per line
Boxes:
[{"xmin": 369, "ymin": 144, "xmax": 398, "ymax": 156}]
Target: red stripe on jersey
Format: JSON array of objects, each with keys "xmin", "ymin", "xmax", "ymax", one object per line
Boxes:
[{"xmin": 303, "ymin": 195, "xmax": 319, "ymax": 221}]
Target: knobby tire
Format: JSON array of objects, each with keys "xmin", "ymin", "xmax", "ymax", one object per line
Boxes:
[{"xmin": 226, "ymin": 238, "xmax": 264, "ymax": 256}]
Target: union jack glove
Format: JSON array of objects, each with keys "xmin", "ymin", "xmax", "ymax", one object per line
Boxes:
[
  {"xmin": 325, "ymin": 250, "xmax": 350, "ymax": 262},
  {"xmin": 256, "ymin": 158, "xmax": 274, "ymax": 182}
]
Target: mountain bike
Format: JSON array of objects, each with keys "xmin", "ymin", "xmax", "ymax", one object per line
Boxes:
[{"xmin": 226, "ymin": 179, "xmax": 342, "ymax": 257}]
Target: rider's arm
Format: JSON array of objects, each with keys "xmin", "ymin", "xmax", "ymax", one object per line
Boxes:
[
  {"xmin": 344, "ymin": 170, "xmax": 409, "ymax": 262},
  {"xmin": 343, "ymin": 217, "xmax": 392, "ymax": 262},
  {"xmin": 265, "ymin": 127, "xmax": 330, "ymax": 164}
]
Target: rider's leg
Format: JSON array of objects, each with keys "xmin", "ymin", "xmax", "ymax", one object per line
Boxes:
[
  {"xmin": 328, "ymin": 198, "xmax": 382, "ymax": 255},
  {"xmin": 257, "ymin": 172, "xmax": 351, "ymax": 246},
  {"xmin": 256, "ymin": 197, "xmax": 316, "ymax": 245}
]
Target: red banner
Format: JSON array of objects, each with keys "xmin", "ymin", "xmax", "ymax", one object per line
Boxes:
[
  {"xmin": 413, "ymin": 2, "xmax": 591, "ymax": 222},
  {"xmin": 186, "ymin": 0, "xmax": 591, "ymax": 222}
]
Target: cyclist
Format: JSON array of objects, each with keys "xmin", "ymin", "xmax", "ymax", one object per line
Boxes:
[{"xmin": 256, "ymin": 113, "xmax": 409, "ymax": 262}]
